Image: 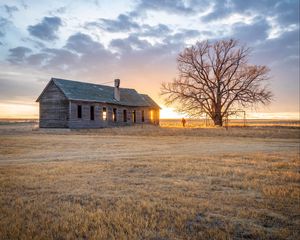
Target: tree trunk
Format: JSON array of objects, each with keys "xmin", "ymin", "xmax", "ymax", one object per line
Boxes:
[{"xmin": 212, "ymin": 111, "xmax": 223, "ymax": 126}]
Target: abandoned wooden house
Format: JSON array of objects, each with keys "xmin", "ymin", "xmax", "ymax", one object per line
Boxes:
[{"xmin": 36, "ymin": 78, "xmax": 160, "ymax": 128}]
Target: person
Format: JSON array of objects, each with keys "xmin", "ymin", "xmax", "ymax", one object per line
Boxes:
[{"xmin": 181, "ymin": 117, "xmax": 186, "ymax": 127}]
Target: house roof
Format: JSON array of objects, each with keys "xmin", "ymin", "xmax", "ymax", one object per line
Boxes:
[{"xmin": 37, "ymin": 78, "xmax": 160, "ymax": 108}]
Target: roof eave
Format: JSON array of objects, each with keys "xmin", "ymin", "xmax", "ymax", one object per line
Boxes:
[{"xmin": 69, "ymin": 98, "xmax": 157, "ymax": 108}]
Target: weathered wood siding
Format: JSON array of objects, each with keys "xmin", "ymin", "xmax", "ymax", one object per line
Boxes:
[
  {"xmin": 68, "ymin": 102, "xmax": 106, "ymax": 128},
  {"xmin": 39, "ymin": 82, "xmax": 69, "ymax": 128},
  {"xmin": 68, "ymin": 101, "xmax": 159, "ymax": 129}
]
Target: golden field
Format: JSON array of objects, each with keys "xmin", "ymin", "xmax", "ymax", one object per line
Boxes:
[{"xmin": 0, "ymin": 121, "xmax": 299, "ymax": 239}]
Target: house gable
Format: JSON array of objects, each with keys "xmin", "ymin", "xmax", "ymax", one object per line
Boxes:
[
  {"xmin": 36, "ymin": 78, "xmax": 68, "ymax": 102},
  {"xmin": 38, "ymin": 80, "xmax": 69, "ymax": 128}
]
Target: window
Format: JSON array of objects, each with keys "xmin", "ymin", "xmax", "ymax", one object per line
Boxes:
[
  {"xmin": 103, "ymin": 107, "xmax": 107, "ymax": 121},
  {"xmin": 90, "ymin": 106, "xmax": 94, "ymax": 120},
  {"xmin": 113, "ymin": 108, "xmax": 117, "ymax": 122},
  {"xmin": 77, "ymin": 105, "xmax": 82, "ymax": 118},
  {"xmin": 142, "ymin": 110, "xmax": 145, "ymax": 122},
  {"xmin": 123, "ymin": 109, "xmax": 127, "ymax": 122},
  {"xmin": 132, "ymin": 110, "xmax": 136, "ymax": 123}
]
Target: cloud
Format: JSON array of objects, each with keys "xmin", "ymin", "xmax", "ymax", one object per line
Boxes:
[
  {"xmin": 3, "ymin": 5, "xmax": 19, "ymax": 17},
  {"xmin": 6, "ymin": 32, "xmax": 116, "ymax": 76},
  {"xmin": 86, "ymin": 14, "xmax": 173, "ymax": 39},
  {"xmin": 201, "ymin": 1, "xmax": 231, "ymax": 22},
  {"xmin": 110, "ymin": 35, "xmax": 151, "ymax": 52},
  {"xmin": 141, "ymin": 24, "xmax": 172, "ymax": 37},
  {"xmin": 8, "ymin": 46, "xmax": 32, "ymax": 64},
  {"xmin": 231, "ymin": 18, "xmax": 270, "ymax": 43},
  {"xmin": 248, "ymin": 28, "xmax": 300, "ymax": 109},
  {"xmin": 50, "ymin": 6, "xmax": 66, "ymax": 15},
  {"xmin": 251, "ymin": 29, "xmax": 299, "ymax": 66},
  {"xmin": 26, "ymin": 52, "xmax": 49, "ymax": 66},
  {"xmin": 0, "ymin": 17, "xmax": 10, "ymax": 38},
  {"xmin": 201, "ymin": 0, "xmax": 299, "ymax": 26},
  {"xmin": 65, "ymin": 32, "xmax": 105, "ymax": 53},
  {"xmin": 0, "ymin": 64, "xmax": 50, "ymax": 104},
  {"xmin": 8, "ymin": 47, "xmax": 79, "ymax": 72},
  {"xmin": 109, "ymin": 30, "xmax": 187, "ymax": 72},
  {"xmin": 41, "ymin": 48, "xmax": 79, "ymax": 70},
  {"xmin": 86, "ymin": 14, "xmax": 140, "ymax": 32},
  {"xmin": 163, "ymin": 29, "xmax": 201, "ymax": 45},
  {"xmin": 21, "ymin": 37, "xmax": 46, "ymax": 49},
  {"xmin": 274, "ymin": 1, "xmax": 299, "ymax": 25},
  {"xmin": 0, "ymin": 77, "xmax": 36, "ymax": 101},
  {"xmin": 136, "ymin": 0, "xmax": 195, "ymax": 15},
  {"xmin": 109, "ymin": 27, "xmax": 199, "ymax": 55},
  {"xmin": 64, "ymin": 33, "xmax": 115, "ymax": 74},
  {"xmin": 27, "ymin": 16, "xmax": 62, "ymax": 41}
]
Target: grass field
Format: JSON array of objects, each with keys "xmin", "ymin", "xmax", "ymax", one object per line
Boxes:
[{"xmin": 0, "ymin": 121, "xmax": 299, "ymax": 239}]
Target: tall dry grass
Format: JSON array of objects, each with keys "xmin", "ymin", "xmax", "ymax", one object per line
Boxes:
[{"xmin": 0, "ymin": 123, "xmax": 299, "ymax": 239}]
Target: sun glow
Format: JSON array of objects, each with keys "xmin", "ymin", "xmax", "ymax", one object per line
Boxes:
[
  {"xmin": 0, "ymin": 102, "xmax": 298, "ymax": 121},
  {"xmin": 160, "ymin": 107, "xmax": 186, "ymax": 119},
  {"xmin": 159, "ymin": 107, "xmax": 299, "ymax": 120},
  {"xmin": 0, "ymin": 103, "xmax": 38, "ymax": 119}
]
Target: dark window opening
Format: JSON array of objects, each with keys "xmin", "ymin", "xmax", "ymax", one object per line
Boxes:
[
  {"xmin": 77, "ymin": 105, "xmax": 82, "ymax": 118},
  {"xmin": 142, "ymin": 110, "xmax": 145, "ymax": 122},
  {"xmin": 123, "ymin": 109, "xmax": 127, "ymax": 122},
  {"xmin": 132, "ymin": 110, "xmax": 136, "ymax": 123},
  {"xmin": 113, "ymin": 108, "xmax": 117, "ymax": 122},
  {"xmin": 90, "ymin": 106, "xmax": 94, "ymax": 120},
  {"xmin": 103, "ymin": 107, "xmax": 107, "ymax": 121}
]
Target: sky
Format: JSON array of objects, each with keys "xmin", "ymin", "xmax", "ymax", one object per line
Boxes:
[{"xmin": 0, "ymin": 0, "xmax": 299, "ymax": 119}]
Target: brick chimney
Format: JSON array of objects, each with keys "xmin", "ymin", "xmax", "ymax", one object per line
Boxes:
[{"xmin": 114, "ymin": 79, "xmax": 120, "ymax": 101}]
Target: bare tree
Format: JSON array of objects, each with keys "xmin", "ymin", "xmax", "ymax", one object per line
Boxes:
[{"xmin": 161, "ymin": 39, "xmax": 273, "ymax": 126}]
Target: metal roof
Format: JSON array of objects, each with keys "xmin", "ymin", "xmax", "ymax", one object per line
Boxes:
[{"xmin": 37, "ymin": 78, "xmax": 160, "ymax": 108}]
